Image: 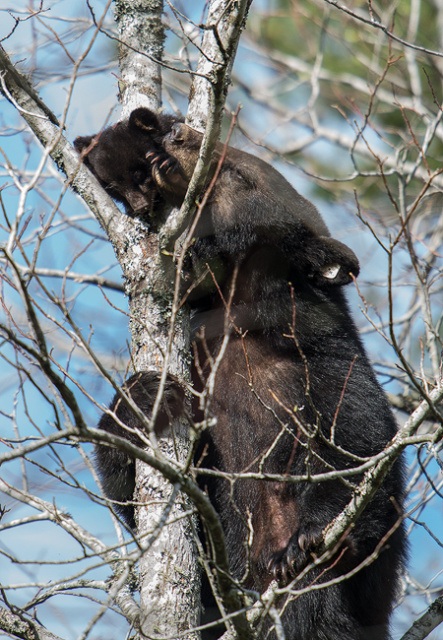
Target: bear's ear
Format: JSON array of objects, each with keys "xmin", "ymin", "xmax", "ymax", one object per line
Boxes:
[
  {"xmin": 128, "ymin": 108, "xmax": 160, "ymax": 134},
  {"xmin": 74, "ymin": 135, "xmax": 94, "ymax": 153},
  {"xmin": 307, "ymin": 236, "xmax": 360, "ymax": 287}
]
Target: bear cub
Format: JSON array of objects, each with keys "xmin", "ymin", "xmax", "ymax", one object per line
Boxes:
[{"xmin": 77, "ymin": 109, "xmax": 406, "ymax": 640}]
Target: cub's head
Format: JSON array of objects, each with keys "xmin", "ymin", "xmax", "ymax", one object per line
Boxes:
[{"xmin": 74, "ymin": 109, "xmax": 181, "ymax": 216}]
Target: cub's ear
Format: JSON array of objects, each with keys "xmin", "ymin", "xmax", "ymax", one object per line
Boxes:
[
  {"xmin": 307, "ymin": 236, "xmax": 360, "ymax": 286},
  {"xmin": 128, "ymin": 108, "xmax": 160, "ymax": 134},
  {"xmin": 74, "ymin": 135, "xmax": 94, "ymax": 153}
]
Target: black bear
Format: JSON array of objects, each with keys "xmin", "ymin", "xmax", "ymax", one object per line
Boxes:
[
  {"xmin": 95, "ymin": 371, "xmax": 184, "ymax": 529},
  {"xmin": 76, "ymin": 109, "xmax": 406, "ymax": 640},
  {"xmin": 75, "ymin": 110, "xmax": 182, "ymax": 220}
]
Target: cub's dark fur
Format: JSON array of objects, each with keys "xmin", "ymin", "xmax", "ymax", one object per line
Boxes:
[
  {"xmin": 81, "ymin": 109, "xmax": 406, "ymax": 640},
  {"xmin": 74, "ymin": 110, "xmax": 182, "ymax": 220}
]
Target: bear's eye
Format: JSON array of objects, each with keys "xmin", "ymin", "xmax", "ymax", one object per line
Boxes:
[{"xmin": 131, "ymin": 168, "xmax": 147, "ymax": 185}]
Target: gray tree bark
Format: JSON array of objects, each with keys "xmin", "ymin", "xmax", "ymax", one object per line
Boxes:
[
  {"xmin": 113, "ymin": 0, "xmax": 254, "ymax": 637},
  {"xmin": 114, "ymin": 1, "xmax": 199, "ymax": 638}
]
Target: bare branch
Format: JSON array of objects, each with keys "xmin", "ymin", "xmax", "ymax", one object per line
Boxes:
[
  {"xmin": 0, "ymin": 606, "xmax": 65, "ymax": 640},
  {"xmin": 400, "ymin": 594, "xmax": 443, "ymax": 640}
]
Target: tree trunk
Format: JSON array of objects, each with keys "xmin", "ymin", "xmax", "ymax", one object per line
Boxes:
[{"xmin": 114, "ymin": 1, "xmax": 200, "ymax": 637}]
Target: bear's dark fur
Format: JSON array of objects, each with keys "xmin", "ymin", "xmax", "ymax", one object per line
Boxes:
[
  {"xmin": 74, "ymin": 110, "xmax": 182, "ymax": 219},
  {"xmin": 95, "ymin": 371, "xmax": 184, "ymax": 528},
  {"xmin": 80, "ymin": 109, "xmax": 406, "ymax": 640}
]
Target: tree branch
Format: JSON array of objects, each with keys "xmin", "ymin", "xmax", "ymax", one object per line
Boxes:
[
  {"xmin": 322, "ymin": 380, "xmax": 443, "ymax": 553},
  {"xmin": 160, "ymin": 0, "xmax": 252, "ymax": 253},
  {"xmin": 0, "ymin": 606, "xmax": 65, "ymax": 640},
  {"xmin": 0, "ymin": 45, "xmax": 123, "ymax": 238},
  {"xmin": 400, "ymin": 594, "xmax": 443, "ymax": 640},
  {"xmin": 0, "ymin": 476, "xmax": 140, "ymax": 630}
]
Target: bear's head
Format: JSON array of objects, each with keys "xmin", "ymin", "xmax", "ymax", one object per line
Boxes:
[{"xmin": 74, "ymin": 109, "xmax": 181, "ymax": 215}]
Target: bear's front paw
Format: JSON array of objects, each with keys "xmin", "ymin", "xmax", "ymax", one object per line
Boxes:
[
  {"xmin": 148, "ymin": 152, "xmax": 188, "ymax": 196},
  {"xmin": 146, "ymin": 151, "xmax": 178, "ymax": 175},
  {"xmin": 268, "ymin": 525, "xmax": 324, "ymax": 583}
]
